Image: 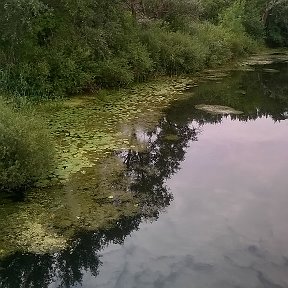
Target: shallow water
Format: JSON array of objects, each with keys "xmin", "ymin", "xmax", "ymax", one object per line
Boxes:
[{"xmin": 1, "ymin": 54, "xmax": 288, "ymax": 287}]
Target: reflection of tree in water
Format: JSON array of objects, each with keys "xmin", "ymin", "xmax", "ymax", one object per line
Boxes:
[
  {"xmin": 174, "ymin": 61, "xmax": 288, "ymax": 124},
  {"xmin": 0, "ymin": 109, "xmax": 200, "ymax": 287},
  {"xmin": 120, "ymin": 117, "xmax": 199, "ymax": 219},
  {"xmin": 0, "ymin": 215, "xmax": 142, "ymax": 288}
]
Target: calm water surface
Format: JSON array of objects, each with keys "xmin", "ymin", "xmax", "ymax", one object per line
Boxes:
[
  {"xmin": 90, "ymin": 118, "xmax": 288, "ymax": 288},
  {"xmin": 1, "ymin": 56, "xmax": 288, "ymax": 287}
]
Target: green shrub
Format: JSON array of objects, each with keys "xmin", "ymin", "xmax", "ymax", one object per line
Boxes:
[
  {"xmin": 141, "ymin": 24, "xmax": 208, "ymax": 74},
  {"xmin": 0, "ymin": 0, "xmax": 268, "ymax": 99},
  {"xmin": 94, "ymin": 57, "xmax": 134, "ymax": 87},
  {"xmin": 200, "ymin": 0, "xmax": 232, "ymax": 23},
  {"xmin": 0, "ymin": 98, "xmax": 54, "ymax": 192},
  {"xmin": 217, "ymin": 0, "xmax": 259, "ymax": 55},
  {"xmin": 191, "ymin": 22, "xmax": 233, "ymax": 66},
  {"xmin": 266, "ymin": 4, "xmax": 288, "ymax": 47},
  {"xmin": 122, "ymin": 42, "xmax": 154, "ymax": 82},
  {"xmin": 141, "ymin": 20, "xmax": 258, "ymax": 76},
  {"xmin": 101, "ymin": 34, "xmax": 154, "ymax": 85},
  {"xmin": 141, "ymin": 0, "xmax": 202, "ymax": 31}
]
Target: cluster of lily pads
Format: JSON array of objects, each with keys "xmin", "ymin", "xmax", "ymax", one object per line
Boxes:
[
  {"xmin": 4, "ymin": 51, "xmax": 280, "ymax": 257},
  {"xmin": 38, "ymin": 77, "xmax": 196, "ymax": 184},
  {"xmin": 0, "ymin": 76, "xmax": 197, "ymax": 258}
]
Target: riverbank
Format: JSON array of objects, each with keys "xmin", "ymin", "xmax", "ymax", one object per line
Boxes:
[
  {"xmin": 1, "ymin": 49, "xmax": 287, "ymax": 259},
  {"xmin": 1, "ymin": 0, "xmax": 274, "ymax": 100},
  {"xmin": 1, "ymin": 49, "xmax": 288, "ymax": 288}
]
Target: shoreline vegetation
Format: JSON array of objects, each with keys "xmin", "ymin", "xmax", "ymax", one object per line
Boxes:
[
  {"xmin": 1, "ymin": 0, "xmax": 287, "ymax": 101},
  {"xmin": 1, "ymin": 0, "xmax": 288, "ymax": 203},
  {"xmin": 0, "ymin": 0, "xmax": 288, "ymax": 257},
  {"xmin": 1, "ymin": 51, "xmax": 287, "ymax": 259}
]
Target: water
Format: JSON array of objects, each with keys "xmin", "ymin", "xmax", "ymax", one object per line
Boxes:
[{"xmin": 1, "ymin": 55, "xmax": 288, "ymax": 287}]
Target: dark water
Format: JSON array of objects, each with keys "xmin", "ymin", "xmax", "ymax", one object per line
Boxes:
[{"xmin": 1, "ymin": 58, "xmax": 288, "ymax": 288}]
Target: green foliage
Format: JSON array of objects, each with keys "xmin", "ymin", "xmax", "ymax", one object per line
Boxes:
[
  {"xmin": 142, "ymin": 0, "xmax": 202, "ymax": 31},
  {"xmin": 0, "ymin": 0, "xmax": 284, "ymax": 99},
  {"xmin": 141, "ymin": 23, "xmax": 207, "ymax": 74},
  {"xmin": 219, "ymin": 0, "xmax": 246, "ymax": 34},
  {"xmin": 200, "ymin": 0, "xmax": 231, "ymax": 23},
  {"xmin": 266, "ymin": 2, "xmax": 288, "ymax": 47},
  {"xmin": 0, "ymin": 98, "xmax": 54, "ymax": 192},
  {"xmin": 192, "ymin": 22, "xmax": 233, "ymax": 66},
  {"xmin": 201, "ymin": 0, "xmax": 265, "ymax": 41},
  {"xmin": 242, "ymin": 1, "xmax": 265, "ymax": 40},
  {"xmin": 142, "ymin": 20, "xmax": 258, "ymax": 75},
  {"xmin": 94, "ymin": 57, "xmax": 135, "ymax": 87},
  {"xmin": 216, "ymin": 1, "xmax": 260, "ymax": 54}
]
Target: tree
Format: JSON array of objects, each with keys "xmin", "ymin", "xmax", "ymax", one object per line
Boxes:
[
  {"xmin": 262, "ymin": 0, "xmax": 288, "ymax": 26},
  {"xmin": 263, "ymin": 0, "xmax": 288, "ymax": 46}
]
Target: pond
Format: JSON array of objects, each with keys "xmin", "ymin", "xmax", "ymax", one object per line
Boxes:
[{"xmin": 1, "ymin": 52, "xmax": 288, "ymax": 287}]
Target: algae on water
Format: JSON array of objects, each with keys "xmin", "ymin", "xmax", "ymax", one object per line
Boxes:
[
  {"xmin": 0, "ymin": 156, "xmax": 139, "ymax": 257},
  {"xmin": 0, "ymin": 77, "xmax": 195, "ymax": 258},
  {"xmin": 195, "ymin": 104, "xmax": 243, "ymax": 115}
]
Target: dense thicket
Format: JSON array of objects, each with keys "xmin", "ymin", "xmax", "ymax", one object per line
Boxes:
[
  {"xmin": 265, "ymin": 0, "xmax": 288, "ymax": 46},
  {"xmin": 0, "ymin": 0, "xmax": 287, "ymax": 99}
]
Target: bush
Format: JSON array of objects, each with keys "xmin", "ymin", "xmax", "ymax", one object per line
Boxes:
[
  {"xmin": 217, "ymin": 0, "xmax": 259, "ymax": 55},
  {"xmin": 94, "ymin": 57, "xmax": 135, "ymax": 87},
  {"xmin": 141, "ymin": 23, "xmax": 208, "ymax": 74},
  {"xmin": 0, "ymin": 98, "xmax": 54, "ymax": 192},
  {"xmin": 141, "ymin": 20, "xmax": 259, "ymax": 76},
  {"xmin": 0, "ymin": 0, "xmax": 266, "ymax": 99},
  {"xmin": 191, "ymin": 22, "xmax": 233, "ymax": 66},
  {"xmin": 266, "ymin": 4, "xmax": 288, "ymax": 47},
  {"xmin": 141, "ymin": 0, "xmax": 202, "ymax": 31}
]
